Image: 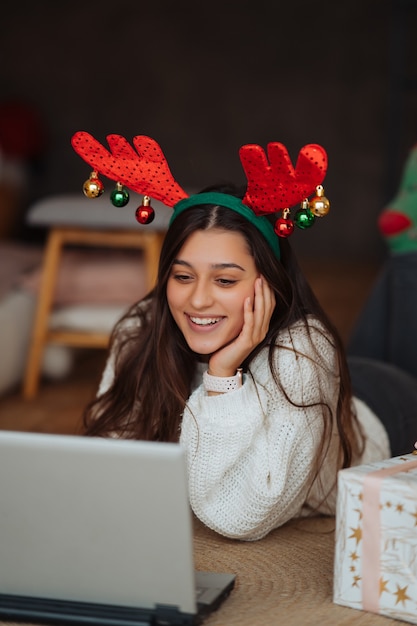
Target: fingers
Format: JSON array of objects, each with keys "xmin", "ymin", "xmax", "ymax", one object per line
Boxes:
[
  {"xmin": 253, "ymin": 276, "xmax": 275, "ymax": 340},
  {"xmin": 239, "ymin": 276, "xmax": 275, "ymax": 349}
]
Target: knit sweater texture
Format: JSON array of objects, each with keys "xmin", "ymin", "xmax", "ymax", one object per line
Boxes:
[{"xmin": 98, "ymin": 316, "xmax": 389, "ymax": 541}]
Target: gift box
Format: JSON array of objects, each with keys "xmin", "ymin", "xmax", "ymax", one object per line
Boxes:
[{"xmin": 333, "ymin": 453, "xmax": 417, "ymax": 623}]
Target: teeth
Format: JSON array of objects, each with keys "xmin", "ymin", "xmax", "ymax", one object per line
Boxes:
[{"xmin": 190, "ymin": 316, "xmax": 222, "ymax": 326}]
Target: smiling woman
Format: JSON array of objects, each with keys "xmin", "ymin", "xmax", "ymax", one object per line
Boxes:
[
  {"xmin": 73, "ymin": 133, "xmax": 417, "ymax": 541},
  {"xmin": 167, "ymin": 229, "xmax": 264, "ymax": 361}
]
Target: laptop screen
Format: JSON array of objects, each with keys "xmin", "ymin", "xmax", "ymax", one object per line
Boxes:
[{"xmin": 0, "ymin": 432, "xmax": 198, "ymax": 615}]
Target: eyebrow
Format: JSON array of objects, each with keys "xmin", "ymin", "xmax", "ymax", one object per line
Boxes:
[{"xmin": 172, "ymin": 259, "xmax": 246, "ymax": 271}]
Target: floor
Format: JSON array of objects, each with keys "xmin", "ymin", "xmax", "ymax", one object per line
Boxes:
[{"xmin": 0, "ymin": 259, "xmax": 380, "ymax": 435}]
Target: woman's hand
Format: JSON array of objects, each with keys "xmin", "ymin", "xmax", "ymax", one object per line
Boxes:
[{"xmin": 208, "ymin": 276, "xmax": 276, "ymax": 378}]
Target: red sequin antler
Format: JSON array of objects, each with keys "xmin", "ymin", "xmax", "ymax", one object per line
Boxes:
[
  {"xmin": 71, "ymin": 132, "xmax": 189, "ymax": 207},
  {"xmin": 239, "ymin": 142, "xmax": 327, "ymax": 214}
]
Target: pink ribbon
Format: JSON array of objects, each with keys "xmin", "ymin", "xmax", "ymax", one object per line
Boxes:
[{"xmin": 362, "ymin": 457, "xmax": 417, "ymax": 613}]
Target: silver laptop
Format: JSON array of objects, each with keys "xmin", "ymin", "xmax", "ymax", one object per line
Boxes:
[{"xmin": 0, "ymin": 430, "xmax": 235, "ymax": 625}]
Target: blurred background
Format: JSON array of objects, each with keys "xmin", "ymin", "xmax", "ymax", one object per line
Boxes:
[
  {"xmin": 0, "ymin": 0, "xmax": 416, "ymax": 260},
  {"xmin": 0, "ymin": 0, "xmax": 417, "ymax": 421}
]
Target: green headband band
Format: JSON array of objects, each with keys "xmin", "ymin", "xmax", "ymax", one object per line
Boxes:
[{"xmin": 170, "ymin": 192, "xmax": 281, "ymax": 260}]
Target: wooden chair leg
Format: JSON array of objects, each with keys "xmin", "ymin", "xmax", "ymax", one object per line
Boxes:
[
  {"xmin": 22, "ymin": 227, "xmax": 165, "ymax": 398},
  {"xmin": 22, "ymin": 229, "xmax": 64, "ymax": 399}
]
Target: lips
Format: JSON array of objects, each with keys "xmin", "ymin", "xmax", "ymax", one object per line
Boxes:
[{"xmin": 188, "ymin": 315, "xmax": 223, "ymax": 326}]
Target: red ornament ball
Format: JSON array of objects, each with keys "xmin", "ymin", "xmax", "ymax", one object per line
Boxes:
[
  {"xmin": 274, "ymin": 217, "xmax": 294, "ymax": 238},
  {"xmin": 135, "ymin": 205, "xmax": 155, "ymax": 224}
]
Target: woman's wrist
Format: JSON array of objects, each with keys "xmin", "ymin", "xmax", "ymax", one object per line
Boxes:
[{"xmin": 203, "ymin": 368, "xmax": 243, "ymax": 394}]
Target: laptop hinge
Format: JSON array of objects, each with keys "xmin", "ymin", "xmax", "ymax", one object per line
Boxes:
[{"xmin": 154, "ymin": 604, "xmax": 195, "ymax": 626}]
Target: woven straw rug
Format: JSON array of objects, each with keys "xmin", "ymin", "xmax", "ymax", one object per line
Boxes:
[
  {"xmin": 0, "ymin": 516, "xmax": 404, "ymax": 626},
  {"xmin": 193, "ymin": 515, "xmax": 404, "ymax": 626}
]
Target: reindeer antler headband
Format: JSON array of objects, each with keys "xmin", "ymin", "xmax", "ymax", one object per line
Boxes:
[{"xmin": 71, "ymin": 132, "xmax": 330, "ymax": 259}]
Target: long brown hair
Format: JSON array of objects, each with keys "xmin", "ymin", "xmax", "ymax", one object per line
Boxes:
[{"xmin": 83, "ymin": 192, "xmax": 362, "ymax": 470}]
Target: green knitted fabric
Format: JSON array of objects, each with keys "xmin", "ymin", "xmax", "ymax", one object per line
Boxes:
[{"xmin": 379, "ymin": 145, "xmax": 417, "ymax": 254}]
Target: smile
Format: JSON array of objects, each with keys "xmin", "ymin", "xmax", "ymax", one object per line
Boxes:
[{"xmin": 188, "ymin": 316, "xmax": 223, "ymax": 326}]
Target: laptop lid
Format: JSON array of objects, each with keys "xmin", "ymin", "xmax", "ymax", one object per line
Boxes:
[{"xmin": 0, "ymin": 431, "xmax": 234, "ymax": 624}]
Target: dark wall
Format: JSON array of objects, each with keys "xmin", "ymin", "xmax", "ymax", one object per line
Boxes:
[{"xmin": 1, "ymin": 0, "xmax": 416, "ymax": 260}]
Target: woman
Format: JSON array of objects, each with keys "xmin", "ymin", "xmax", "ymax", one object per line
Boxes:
[{"xmin": 72, "ymin": 133, "xmax": 417, "ymax": 540}]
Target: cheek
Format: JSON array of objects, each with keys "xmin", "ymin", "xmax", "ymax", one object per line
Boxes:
[
  {"xmin": 233, "ymin": 282, "xmax": 257, "ymax": 322},
  {"xmin": 238, "ymin": 282, "xmax": 256, "ymax": 306},
  {"xmin": 166, "ymin": 280, "xmax": 178, "ymax": 309},
  {"xmin": 226, "ymin": 286, "xmax": 253, "ymax": 321}
]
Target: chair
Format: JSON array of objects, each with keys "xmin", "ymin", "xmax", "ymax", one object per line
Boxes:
[{"xmin": 22, "ymin": 191, "xmax": 172, "ymax": 399}]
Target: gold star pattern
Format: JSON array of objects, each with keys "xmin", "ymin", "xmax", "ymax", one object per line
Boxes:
[
  {"xmin": 343, "ymin": 467, "xmax": 417, "ymax": 608},
  {"xmin": 348, "ymin": 526, "xmax": 362, "ymax": 545},
  {"xmin": 353, "ymin": 507, "xmax": 363, "ymax": 519},
  {"xmin": 394, "ymin": 584, "xmax": 411, "ymax": 606},
  {"xmin": 379, "ymin": 578, "xmax": 389, "ymax": 595}
]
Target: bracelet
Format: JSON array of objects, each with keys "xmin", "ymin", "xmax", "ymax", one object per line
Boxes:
[{"xmin": 203, "ymin": 368, "xmax": 243, "ymax": 393}]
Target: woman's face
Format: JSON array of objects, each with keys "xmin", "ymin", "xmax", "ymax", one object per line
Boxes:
[{"xmin": 166, "ymin": 228, "xmax": 259, "ymax": 356}]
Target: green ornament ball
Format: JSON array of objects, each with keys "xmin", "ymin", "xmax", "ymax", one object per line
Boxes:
[
  {"xmin": 294, "ymin": 208, "xmax": 315, "ymax": 230},
  {"xmin": 110, "ymin": 187, "xmax": 130, "ymax": 207}
]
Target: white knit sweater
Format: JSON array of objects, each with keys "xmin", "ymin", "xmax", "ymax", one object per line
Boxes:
[{"xmin": 97, "ymin": 317, "xmax": 390, "ymax": 541}]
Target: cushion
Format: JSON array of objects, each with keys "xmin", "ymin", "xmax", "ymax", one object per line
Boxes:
[
  {"xmin": 26, "ymin": 192, "xmax": 174, "ymax": 230},
  {"xmin": 49, "ymin": 304, "xmax": 128, "ymax": 333},
  {"xmin": 19, "ymin": 248, "xmax": 147, "ymax": 306}
]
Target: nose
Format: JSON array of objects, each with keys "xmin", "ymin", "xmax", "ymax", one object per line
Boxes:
[{"xmin": 189, "ymin": 279, "xmax": 214, "ymax": 310}]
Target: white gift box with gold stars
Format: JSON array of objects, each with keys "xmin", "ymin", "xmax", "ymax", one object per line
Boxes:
[{"xmin": 333, "ymin": 453, "xmax": 417, "ymax": 623}]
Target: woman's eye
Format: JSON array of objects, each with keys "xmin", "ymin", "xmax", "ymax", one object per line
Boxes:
[
  {"xmin": 173, "ymin": 273, "xmax": 193, "ymax": 282},
  {"xmin": 216, "ymin": 278, "xmax": 237, "ymax": 286}
]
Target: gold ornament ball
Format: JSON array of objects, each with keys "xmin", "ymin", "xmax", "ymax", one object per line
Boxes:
[
  {"xmin": 309, "ymin": 195, "xmax": 330, "ymax": 217},
  {"xmin": 83, "ymin": 175, "xmax": 104, "ymax": 198}
]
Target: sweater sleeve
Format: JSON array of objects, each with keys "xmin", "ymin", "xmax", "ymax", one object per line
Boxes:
[{"xmin": 179, "ymin": 321, "xmax": 340, "ymax": 540}]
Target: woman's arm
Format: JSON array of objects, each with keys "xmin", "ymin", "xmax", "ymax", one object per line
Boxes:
[{"xmin": 180, "ymin": 322, "xmax": 339, "ymax": 540}]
